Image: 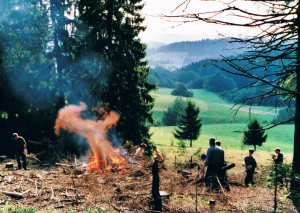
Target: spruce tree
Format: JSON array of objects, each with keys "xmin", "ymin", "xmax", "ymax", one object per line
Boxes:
[
  {"xmin": 78, "ymin": 0, "xmax": 156, "ymax": 152},
  {"xmin": 174, "ymin": 100, "xmax": 202, "ymax": 147},
  {"xmin": 243, "ymin": 118, "xmax": 268, "ymax": 151}
]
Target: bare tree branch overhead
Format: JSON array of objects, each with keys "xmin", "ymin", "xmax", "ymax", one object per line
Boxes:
[{"xmin": 161, "ymin": 0, "xmax": 300, "ymax": 176}]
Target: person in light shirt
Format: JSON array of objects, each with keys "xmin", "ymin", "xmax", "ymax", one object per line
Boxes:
[
  {"xmin": 134, "ymin": 143, "xmax": 147, "ymax": 158},
  {"xmin": 152, "ymin": 145, "xmax": 167, "ymax": 170}
]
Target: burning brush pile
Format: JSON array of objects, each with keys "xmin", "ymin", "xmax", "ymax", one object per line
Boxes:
[{"xmin": 54, "ymin": 102, "xmax": 133, "ymax": 175}]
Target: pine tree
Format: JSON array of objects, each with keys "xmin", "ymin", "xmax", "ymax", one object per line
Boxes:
[
  {"xmin": 78, "ymin": 0, "xmax": 156, "ymax": 152},
  {"xmin": 174, "ymin": 100, "xmax": 202, "ymax": 147},
  {"xmin": 243, "ymin": 118, "xmax": 268, "ymax": 151}
]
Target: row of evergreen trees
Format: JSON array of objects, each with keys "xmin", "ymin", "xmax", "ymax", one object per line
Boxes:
[{"xmin": 0, "ymin": 0, "xmax": 155, "ymax": 156}]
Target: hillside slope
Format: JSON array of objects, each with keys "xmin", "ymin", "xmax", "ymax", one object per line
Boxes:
[
  {"xmin": 151, "ymin": 88, "xmax": 277, "ymax": 124},
  {"xmin": 150, "ymin": 88, "xmax": 294, "ymax": 153}
]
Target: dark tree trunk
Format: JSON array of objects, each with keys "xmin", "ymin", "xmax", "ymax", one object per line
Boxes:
[
  {"xmin": 291, "ymin": 5, "xmax": 300, "ymax": 196},
  {"xmin": 50, "ymin": 0, "xmax": 65, "ymax": 109},
  {"xmin": 152, "ymin": 160, "xmax": 162, "ymax": 212},
  {"xmin": 107, "ymin": 0, "xmax": 114, "ymax": 46},
  {"xmin": 190, "ymin": 139, "xmax": 192, "ymax": 147}
]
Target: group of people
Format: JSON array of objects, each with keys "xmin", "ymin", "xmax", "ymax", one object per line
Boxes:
[
  {"xmin": 202, "ymin": 137, "xmax": 284, "ymax": 187},
  {"xmin": 134, "ymin": 143, "xmax": 167, "ymax": 169},
  {"xmin": 134, "ymin": 137, "xmax": 284, "ymax": 188},
  {"xmin": 12, "ymin": 131, "xmax": 284, "ymax": 185}
]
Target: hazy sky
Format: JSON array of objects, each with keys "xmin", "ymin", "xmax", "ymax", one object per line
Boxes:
[{"xmin": 139, "ymin": 0, "xmax": 264, "ymax": 43}]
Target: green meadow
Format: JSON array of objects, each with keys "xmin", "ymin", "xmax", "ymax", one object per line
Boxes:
[{"xmin": 150, "ymin": 88, "xmax": 294, "ymax": 153}]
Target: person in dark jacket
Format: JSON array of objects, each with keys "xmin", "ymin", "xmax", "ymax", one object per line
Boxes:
[
  {"xmin": 273, "ymin": 147, "xmax": 284, "ymax": 184},
  {"xmin": 243, "ymin": 148, "xmax": 257, "ymax": 187},
  {"xmin": 12, "ymin": 133, "xmax": 28, "ymax": 170},
  {"xmin": 273, "ymin": 147, "xmax": 283, "ymax": 164},
  {"xmin": 202, "ymin": 137, "xmax": 228, "ymax": 188}
]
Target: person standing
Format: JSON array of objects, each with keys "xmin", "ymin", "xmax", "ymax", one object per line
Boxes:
[
  {"xmin": 243, "ymin": 148, "xmax": 257, "ymax": 187},
  {"xmin": 12, "ymin": 133, "xmax": 28, "ymax": 170},
  {"xmin": 273, "ymin": 147, "xmax": 284, "ymax": 184},
  {"xmin": 273, "ymin": 147, "xmax": 283, "ymax": 164},
  {"xmin": 215, "ymin": 140, "xmax": 229, "ymax": 185},
  {"xmin": 202, "ymin": 137, "xmax": 226, "ymax": 186}
]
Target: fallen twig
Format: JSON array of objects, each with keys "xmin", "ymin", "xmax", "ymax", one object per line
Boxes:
[
  {"xmin": 51, "ymin": 186, "xmax": 54, "ymax": 200},
  {"xmin": 0, "ymin": 190, "xmax": 24, "ymax": 198}
]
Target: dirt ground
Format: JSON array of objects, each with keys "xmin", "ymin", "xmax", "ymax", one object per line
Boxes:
[{"xmin": 0, "ymin": 156, "xmax": 298, "ymax": 213}]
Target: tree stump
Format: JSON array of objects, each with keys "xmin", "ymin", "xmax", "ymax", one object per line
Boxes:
[
  {"xmin": 5, "ymin": 163, "xmax": 13, "ymax": 169},
  {"xmin": 152, "ymin": 160, "xmax": 162, "ymax": 212},
  {"xmin": 159, "ymin": 191, "xmax": 169, "ymax": 199}
]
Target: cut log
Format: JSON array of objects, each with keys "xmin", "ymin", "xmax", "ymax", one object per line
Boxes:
[
  {"xmin": 177, "ymin": 169, "xmax": 192, "ymax": 175},
  {"xmin": 159, "ymin": 191, "xmax": 169, "ymax": 199},
  {"xmin": 0, "ymin": 191, "xmax": 24, "ymax": 198},
  {"xmin": 222, "ymin": 163, "xmax": 235, "ymax": 171},
  {"xmin": 209, "ymin": 200, "xmax": 215, "ymax": 205}
]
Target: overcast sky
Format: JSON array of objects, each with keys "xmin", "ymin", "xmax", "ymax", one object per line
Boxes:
[{"xmin": 139, "ymin": 0, "xmax": 265, "ymax": 43}]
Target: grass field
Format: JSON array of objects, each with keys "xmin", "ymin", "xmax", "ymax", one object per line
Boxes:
[
  {"xmin": 150, "ymin": 124, "xmax": 294, "ymax": 154},
  {"xmin": 150, "ymin": 88, "xmax": 295, "ymax": 153},
  {"xmin": 151, "ymin": 88, "xmax": 278, "ymax": 124}
]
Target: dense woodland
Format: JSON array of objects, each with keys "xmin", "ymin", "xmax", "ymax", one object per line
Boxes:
[
  {"xmin": 149, "ymin": 55, "xmax": 295, "ymax": 108},
  {"xmin": 0, "ymin": 0, "xmax": 156, "ymax": 157}
]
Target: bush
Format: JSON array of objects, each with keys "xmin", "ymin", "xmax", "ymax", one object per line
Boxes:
[{"xmin": 171, "ymin": 82, "xmax": 193, "ymax": 97}]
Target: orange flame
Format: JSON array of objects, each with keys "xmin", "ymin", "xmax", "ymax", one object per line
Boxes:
[{"xmin": 54, "ymin": 102, "xmax": 127, "ymax": 173}]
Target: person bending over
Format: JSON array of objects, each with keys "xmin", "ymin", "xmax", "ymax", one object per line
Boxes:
[{"xmin": 12, "ymin": 133, "xmax": 28, "ymax": 170}]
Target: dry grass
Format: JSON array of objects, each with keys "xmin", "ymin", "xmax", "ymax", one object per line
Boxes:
[{"xmin": 0, "ymin": 148, "xmax": 297, "ymax": 213}]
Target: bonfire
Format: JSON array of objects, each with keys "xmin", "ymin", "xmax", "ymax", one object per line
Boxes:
[{"xmin": 54, "ymin": 102, "xmax": 128, "ymax": 174}]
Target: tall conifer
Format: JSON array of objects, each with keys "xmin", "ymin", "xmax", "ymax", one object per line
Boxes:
[
  {"xmin": 78, "ymin": 0, "xmax": 156, "ymax": 151},
  {"xmin": 243, "ymin": 118, "xmax": 268, "ymax": 151},
  {"xmin": 174, "ymin": 100, "xmax": 202, "ymax": 147}
]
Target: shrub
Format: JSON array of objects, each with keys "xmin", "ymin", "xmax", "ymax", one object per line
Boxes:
[{"xmin": 171, "ymin": 82, "xmax": 193, "ymax": 97}]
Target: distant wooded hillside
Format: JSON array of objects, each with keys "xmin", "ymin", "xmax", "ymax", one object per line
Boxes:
[{"xmin": 146, "ymin": 38, "xmax": 243, "ymax": 69}]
